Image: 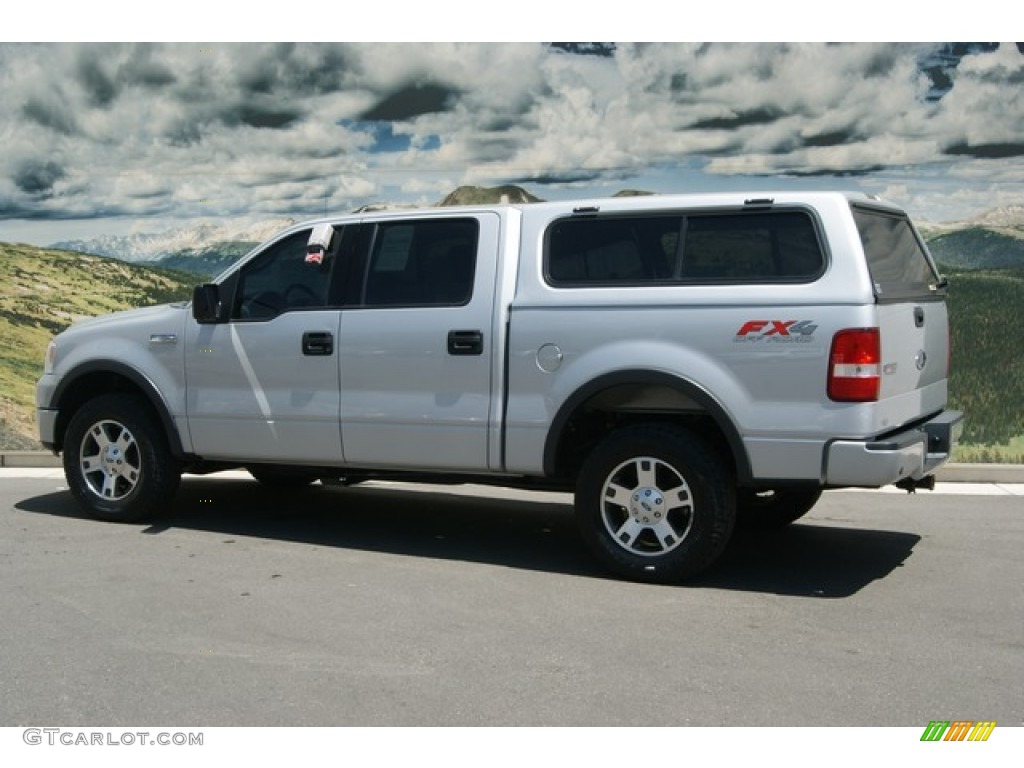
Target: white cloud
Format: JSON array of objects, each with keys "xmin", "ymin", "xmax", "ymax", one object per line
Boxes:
[{"xmin": 1, "ymin": 42, "xmax": 1022, "ymax": 241}]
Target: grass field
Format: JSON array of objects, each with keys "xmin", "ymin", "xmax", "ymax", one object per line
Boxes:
[
  {"xmin": 0, "ymin": 243, "xmax": 194, "ymax": 446},
  {"xmin": 943, "ymin": 265, "xmax": 1024, "ymax": 457}
]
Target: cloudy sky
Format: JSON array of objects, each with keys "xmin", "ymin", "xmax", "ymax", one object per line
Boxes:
[{"xmin": 2, "ymin": 41, "xmax": 1022, "ymax": 246}]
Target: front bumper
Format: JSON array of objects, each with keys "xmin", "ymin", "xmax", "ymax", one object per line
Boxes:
[
  {"xmin": 36, "ymin": 372, "xmax": 59, "ymax": 452},
  {"xmin": 37, "ymin": 407, "xmax": 59, "ymax": 453},
  {"xmin": 824, "ymin": 410, "xmax": 964, "ymax": 488}
]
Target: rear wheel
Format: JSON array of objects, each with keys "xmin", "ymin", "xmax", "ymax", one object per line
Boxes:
[
  {"xmin": 63, "ymin": 394, "xmax": 180, "ymax": 522},
  {"xmin": 575, "ymin": 425, "xmax": 735, "ymax": 583}
]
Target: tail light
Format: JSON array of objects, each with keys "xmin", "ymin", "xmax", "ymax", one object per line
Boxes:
[{"xmin": 828, "ymin": 328, "xmax": 880, "ymax": 402}]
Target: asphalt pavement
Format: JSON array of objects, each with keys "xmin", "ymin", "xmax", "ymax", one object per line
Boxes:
[{"xmin": 1, "ymin": 469, "xmax": 1021, "ymax": 727}]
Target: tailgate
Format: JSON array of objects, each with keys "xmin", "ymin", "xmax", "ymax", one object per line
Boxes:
[{"xmin": 877, "ymin": 300, "xmax": 949, "ymax": 398}]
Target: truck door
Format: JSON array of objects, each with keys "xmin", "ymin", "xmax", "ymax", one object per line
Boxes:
[
  {"xmin": 185, "ymin": 227, "xmax": 345, "ymax": 463},
  {"xmin": 338, "ymin": 213, "xmax": 500, "ymax": 471}
]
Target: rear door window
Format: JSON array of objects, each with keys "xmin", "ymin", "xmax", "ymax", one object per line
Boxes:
[
  {"xmin": 852, "ymin": 206, "xmax": 944, "ymax": 302},
  {"xmin": 359, "ymin": 218, "xmax": 478, "ymax": 307}
]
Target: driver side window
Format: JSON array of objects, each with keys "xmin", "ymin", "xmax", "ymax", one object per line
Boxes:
[{"xmin": 233, "ymin": 229, "xmax": 334, "ymax": 320}]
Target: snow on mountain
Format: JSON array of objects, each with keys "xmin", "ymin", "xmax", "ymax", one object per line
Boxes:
[
  {"xmin": 919, "ymin": 205, "xmax": 1024, "ymax": 237},
  {"xmin": 973, "ymin": 205, "xmax": 1024, "ymax": 231},
  {"xmin": 48, "ymin": 186, "xmax": 545, "ymax": 262},
  {"xmin": 51, "ymin": 218, "xmax": 296, "ymax": 262}
]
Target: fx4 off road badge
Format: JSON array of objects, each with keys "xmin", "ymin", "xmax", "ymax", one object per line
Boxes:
[{"xmin": 734, "ymin": 320, "xmax": 818, "ymax": 344}]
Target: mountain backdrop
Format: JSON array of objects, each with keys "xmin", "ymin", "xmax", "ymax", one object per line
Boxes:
[
  {"xmin": 3, "ymin": 185, "xmax": 1023, "ymax": 457},
  {"xmin": 50, "ymin": 188, "xmax": 1024, "ymax": 278}
]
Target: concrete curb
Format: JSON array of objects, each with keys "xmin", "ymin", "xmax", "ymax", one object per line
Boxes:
[
  {"xmin": 1, "ymin": 451, "xmax": 63, "ymax": 468},
  {"xmin": 935, "ymin": 463, "xmax": 1024, "ymax": 484},
  {"xmin": 2, "ymin": 451, "xmax": 1023, "ymax": 484}
]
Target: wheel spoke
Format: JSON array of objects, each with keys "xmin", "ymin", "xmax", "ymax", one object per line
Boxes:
[
  {"xmin": 651, "ymin": 519, "xmax": 680, "ymax": 551},
  {"xmin": 81, "ymin": 451, "xmax": 103, "ymax": 472},
  {"xmin": 613, "ymin": 518, "xmax": 645, "ymax": 549},
  {"xmin": 665, "ymin": 487, "xmax": 692, "ymax": 513},
  {"xmin": 100, "ymin": 471, "xmax": 118, "ymax": 498},
  {"xmin": 635, "ymin": 458, "xmax": 657, "ymax": 489},
  {"xmin": 603, "ymin": 481, "xmax": 633, "ymax": 507},
  {"xmin": 114, "ymin": 429, "xmax": 135, "ymax": 454},
  {"xmin": 89, "ymin": 424, "xmax": 111, "ymax": 450}
]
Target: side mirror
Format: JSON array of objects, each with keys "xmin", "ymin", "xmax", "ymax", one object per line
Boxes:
[{"xmin": 192, "ymin": 284, "xmax": 221, "ymax": 324}]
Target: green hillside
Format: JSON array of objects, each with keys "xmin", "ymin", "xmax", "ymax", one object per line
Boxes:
[
  {"xmin": 944, "ymin": 266, "xmax": 1024, "ymax": 461},
  {"xmin": 0, "ymin": 243, "xmax": 194, "ymax": 448},
  {"xmin": 926, "ymin": 228, "xmax": 1024, "ymax": 270}
]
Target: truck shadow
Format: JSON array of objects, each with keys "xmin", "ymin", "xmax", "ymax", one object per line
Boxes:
[{"xmin": 17, "ymin": 476, "xmax": 920, "ymax": 598}]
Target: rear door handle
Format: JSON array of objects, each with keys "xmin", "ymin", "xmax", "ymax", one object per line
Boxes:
[
  {"xmin": 447, "ymin": 330, "xmax": 483, "ymax": 356},
  {"xmin": 302, "ymin": 331, "xmax": 334, "ymax": 356}
]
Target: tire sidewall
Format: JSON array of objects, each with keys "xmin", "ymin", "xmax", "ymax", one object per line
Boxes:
[
  {"xmin": 63, "ymin": 394, "xmax": 179, "ymax": 523},
  {"xmin": 576, "ymin": 425, "xmax": 735, "ymax": 583}
]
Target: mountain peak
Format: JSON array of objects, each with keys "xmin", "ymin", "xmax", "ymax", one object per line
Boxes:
[
  {"xmin": 438, "ymin": 185, "xmax": 543, "ymax": 206},
  {"xmin": 974, "ymin": 204, "xmax": 1024, "ymax": 230}
]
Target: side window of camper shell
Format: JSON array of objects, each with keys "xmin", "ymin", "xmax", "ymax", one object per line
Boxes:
[{"xmin": 545, "ymin": 210, "xmax": 825, "ymax": 286}]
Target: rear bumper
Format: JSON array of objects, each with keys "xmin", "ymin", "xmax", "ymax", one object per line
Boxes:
[{"xmin": 824, "ymin": 410, "xmax": 964, "ymax": 488}]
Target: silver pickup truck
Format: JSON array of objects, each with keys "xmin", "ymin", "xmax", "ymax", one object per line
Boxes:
[{"xmin": 37, "ymin": 191, "xmax": 963, "ymax": 582}]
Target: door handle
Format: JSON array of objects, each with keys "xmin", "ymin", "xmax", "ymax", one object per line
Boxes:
[
  {"xmin": 302, "ymin": 331, "xmax": 334, "ymax": 356},
  {"xmin": 447, "ymin": 330, "xmax": 483, "ymax": 356}
]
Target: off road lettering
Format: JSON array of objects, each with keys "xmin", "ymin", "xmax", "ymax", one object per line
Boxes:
[
  {"xmin": 735, "ymin": 320, "xmax": 818, "ymax": 343},
  {"xmin": 736, "ymin": 320, "xmax": 817, "ymax": 337}
]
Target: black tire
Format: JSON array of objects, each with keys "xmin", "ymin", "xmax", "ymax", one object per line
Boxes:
[
  {"xmin": 63, "ymin": 394, "xmax": 180, "ymax": 523},
  {"xmin": 575, "ymin": 424, "xmax": 736, "ymax": 583},
  {"xmin": 736, "ymin": 488, "xmax": 822, "ymax": 529},
  {"xmin": 248, "ymin": 467, "xmax": 319, "ymax": 488}
]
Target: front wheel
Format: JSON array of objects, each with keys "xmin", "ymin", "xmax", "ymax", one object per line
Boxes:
[
  {"xmin": 575, "ymin": 425, "xmax": 735, "ymax": 583},
  {"xmin": 63, "ymin": 394, "xmax": 180, "ymax": 522}
]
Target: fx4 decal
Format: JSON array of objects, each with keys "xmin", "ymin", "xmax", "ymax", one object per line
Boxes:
[{"xmin": 734, "ymin": 320, "xmax": 818, "ymax": 344}]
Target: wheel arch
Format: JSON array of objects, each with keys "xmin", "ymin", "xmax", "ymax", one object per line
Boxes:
[
  {"xmin": 542, "ymin": 370, "xmax": 752, "ymax": 484},
  {"xmin": 50, "ymin": 361, "xmax": 186, "ymax": 458}
]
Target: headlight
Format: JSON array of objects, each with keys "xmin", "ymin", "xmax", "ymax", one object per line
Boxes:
[{"xmin": 44, "ymin": 340, "xmax": 57, "ymax": 375}]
